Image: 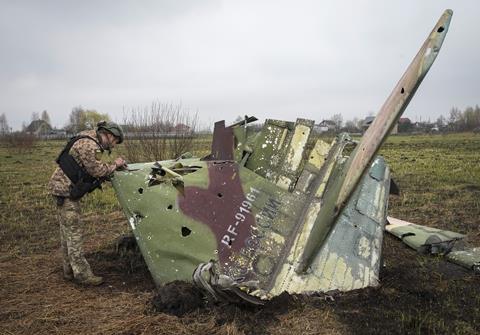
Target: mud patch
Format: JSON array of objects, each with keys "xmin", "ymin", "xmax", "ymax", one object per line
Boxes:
[
  {"xmin": 462, "ymin": 184, "xmax": 480, "ymax": 192},
  {"xmin": 151, "ymin": 281, "xmax": 206, "ymax": 316},
  {"xmin": 87, "ymin": 237, "xmax": 155, "ymax": 292},
  {"xmin": 149, "ymin": 282, "xmax": 303, "ymax": 334},
  {"xmin": 207, "ymin": 292, "xmax": 303, "ymax": 335}
]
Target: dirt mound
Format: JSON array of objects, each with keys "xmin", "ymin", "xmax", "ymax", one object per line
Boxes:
[{"xmin": 151, "ymin": 281, "xmax": 206, "ymax": 316}]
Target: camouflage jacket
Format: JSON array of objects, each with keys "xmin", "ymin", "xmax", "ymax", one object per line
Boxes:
[{"xmin": 48, "ymin": 130, "xmax": 117, "ymax": 197}]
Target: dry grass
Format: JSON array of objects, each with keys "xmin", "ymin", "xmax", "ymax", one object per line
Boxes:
[
  {"xmin": 1, "ymin": 133, "xmax": 480, "ymax": 335},
  {"xmin": 1, "ymin": 132, "xmax": 38, "ymax": 154}
]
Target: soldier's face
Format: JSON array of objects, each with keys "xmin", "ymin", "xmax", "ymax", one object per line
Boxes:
[
  {"xmin": 107, "ymin": 133, "xmax": 118, "ymax": 148},
  {"xmin": 102, "ymin": 133, "xmax": 117, "ymax": 150}
]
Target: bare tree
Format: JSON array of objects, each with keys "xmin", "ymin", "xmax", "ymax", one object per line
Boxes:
[
  {"xmin": 2, "ymin": 116, "xmax": 37, "ymax": 152},
  {"xmin": 66, "ymin": 106, "xmax": 110, "ymax": 133},
  {"xmin": 0, "ymin": 113, "xmax": 9, "ymax": 135},
  {"xmin": 31, "ymin": 112, "xmax": 40, "ymax": 122},
  {"xmin": 344, "ymin": 119, "xmax": 359, "ymax": 133},
  {"xmin": 446, "ymin": 106, "xmax": 480, "ymax": 131},
  {"xmin": 464, "ymin": 106, "xmax": 480, "ymax": 130},
  {"xmin": 41, "ymin": 110, "xmax": 51, "ymax": 125},
  {"xmin": 123, "ymin": 102, "xmax": 198, "ymax": 163},
  {"xmin": 67, "ymin": 106, "xmax": 83, "ymax": 133},
  {"xmin": 436, "ymin": 115, "xmax": 446, "ymax": 128},
  {"xmin": 331, "ymin": 114, "xmax": 343, "ymax": 131}
]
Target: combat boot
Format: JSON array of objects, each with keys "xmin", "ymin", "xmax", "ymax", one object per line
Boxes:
[
  {"xmin": 63, "ymin": 265, "xmax": 74, "ymax": 280},
  {"xmin": 63, "ymin": 271, "xmax": 74, "ymax": 281},
  {"xmin": 75, "ymin": 274, "xmax": 104, "ymax": 286}
]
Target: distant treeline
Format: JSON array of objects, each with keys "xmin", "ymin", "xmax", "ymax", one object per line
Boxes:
[{"xmin": 442, "ymin": 105, "xmax": 480, "ymax": 132}]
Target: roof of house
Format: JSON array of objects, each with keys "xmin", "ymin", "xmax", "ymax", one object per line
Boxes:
[
  {"xmin": 363, "ymin": 116, "xmax": 376, "ymax": 126},
  {"xmin": 174, "ymin": 123, "xmax": 191, "ymax": 130},
  {"xmin": 318, "ymin": 120, "xmax": 336, "ymax": 127},
  {"xmin": 26, "ymin": 119, "xmax": 52, "ymax": 133}
]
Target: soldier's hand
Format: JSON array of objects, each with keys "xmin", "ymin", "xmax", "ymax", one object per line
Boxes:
[{"xmin": 114, "ymin": 157, "xmax": 127, "ymax": 170}]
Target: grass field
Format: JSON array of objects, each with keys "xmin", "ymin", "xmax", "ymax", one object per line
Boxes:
[{"xmin": 1, "ymin": 133, "xmax": 479, "ymax": 335}]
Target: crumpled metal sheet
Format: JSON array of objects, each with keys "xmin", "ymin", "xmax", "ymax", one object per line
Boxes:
[{"xmin": 193, "ymin": 261, "xmax": 265, "ymax": 305}]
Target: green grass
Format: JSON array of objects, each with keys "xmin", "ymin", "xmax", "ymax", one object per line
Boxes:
[{"xmin": 380, "ymin": 134, "xmax": 480, "ymax": 235}]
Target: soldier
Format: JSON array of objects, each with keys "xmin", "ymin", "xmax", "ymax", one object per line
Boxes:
[{"xmin": 48, "ymin": 121, "xmax": 126, "ymax": 285}]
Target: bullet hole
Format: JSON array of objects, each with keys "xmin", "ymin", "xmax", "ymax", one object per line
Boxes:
[
  {"xmin": 217, "ymin": 193, "xmax": 223, "ymax": 198},
  {"xmin": 181, "ymin": 226, "xmax": 191, "ymax": 237},
  {"xmin": 437, "ymin": 26, "xmax": 445, "ymax": 33},
  {"xmin": 138, "ymin": 188, "xmax": 144, "ymax": 194},
  {"xmin": 167, "ymin": 204, "xmax": 173, "ymax": 210},
  {"xmin": 401, "ymin": 87, "xmax": 405, "ymax": 94},
  {"xmin": 157, "ymin": 169, "xmax": 166, "ymax": 176}
]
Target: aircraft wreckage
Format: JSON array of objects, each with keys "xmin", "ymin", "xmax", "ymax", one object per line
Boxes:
[{"xmin": 112, "ymin": 10, "xmax": 478, "ymax": 304}]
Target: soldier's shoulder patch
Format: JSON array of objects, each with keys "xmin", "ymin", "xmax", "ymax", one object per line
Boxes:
[{"xmin": 95, "ymin": 149, "xmax": 103, "ymax": 160}]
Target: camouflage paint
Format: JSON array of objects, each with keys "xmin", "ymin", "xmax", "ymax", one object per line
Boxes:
[
  {"xmin": 112, "ymin": 160, "xmax": 218, "ymax": 284},
  {"xmin": 177, "ymin": 161, "xmax": 257, "ymax": 265},
  {"xmin": 447, "ymin": 249, "xmax": 480, "ymax": 274},
  {"xmin": 386, "ymin": 216, "xmax": 465, "ymax": 253}
]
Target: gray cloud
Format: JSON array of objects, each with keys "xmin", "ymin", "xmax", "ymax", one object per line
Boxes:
[{"xmin": 1, "ymin": 0, "xmax": 479, "ymax": 130}]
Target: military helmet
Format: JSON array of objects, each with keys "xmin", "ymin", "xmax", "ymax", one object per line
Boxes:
[{"xmin": 97, "ymin": 121, "xmax": 124, "ymax": 144}]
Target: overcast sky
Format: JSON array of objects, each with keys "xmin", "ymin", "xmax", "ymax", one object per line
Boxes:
[{"xmin": 1, "ymin": 1, "xmax": 478, "ymax": 130}]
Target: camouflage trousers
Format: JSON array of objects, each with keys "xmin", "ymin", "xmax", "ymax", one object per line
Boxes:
[{"xmin": 57, "ymin": 198, "xmax": 94, "ymax": 280}]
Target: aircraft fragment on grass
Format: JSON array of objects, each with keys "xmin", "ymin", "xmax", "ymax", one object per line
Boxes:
[
  {"xmin": 386, "ymin": 217, "xmax": 480, "ymax": 274},
  {"xmin": 111, "ymin": 10, "xmax": 474, "ymax": 304}
]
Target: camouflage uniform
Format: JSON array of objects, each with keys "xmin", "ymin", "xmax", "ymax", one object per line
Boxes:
[
  {"xmin": 57, "ymin": 198, "xmax": 93, "ymax": 280},
  {"xmin": 48, "ymin": 130, "xmax": 117, "ymax": 281}
]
